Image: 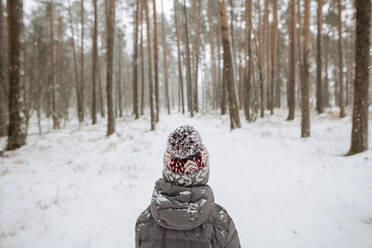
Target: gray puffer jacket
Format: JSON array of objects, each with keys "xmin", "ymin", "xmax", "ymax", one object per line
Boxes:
[{"xmin": 135, "ymin": 179, "xmax": 241, "ymax": 248}]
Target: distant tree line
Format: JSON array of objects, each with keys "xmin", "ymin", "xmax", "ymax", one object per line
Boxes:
[{"xmin": 0, "ymin": 0, "xmax": 370, "ymax": 155}]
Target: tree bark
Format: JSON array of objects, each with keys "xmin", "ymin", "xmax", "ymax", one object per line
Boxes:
[
  {"xmin": 287, "ymin": 0, "xmax": 296, "ymax": 121},
  {"xmin": 106, "ymin": 0, "xmax": 116, "ymax": 135},
  {"xmin": 80, "ymin": 0, "xmax": 85, "ymax": 122},
  {"xmin": 116, "ymin": 30, "xmax": 123, "ymax": 118},
  {"xmin": 92, "ymin": 0, "xmax": 98, "ymax": 124},
  {"xmin": 183, "ymin": 0, "xmax": 193, "ymax": 117},
  {"xmin": 132, "ymin": 0, "xmax": 139, "ymax": 119},
  {"xmin": 49, "ymin": 0, "xmax": 59, "ymax": 129},
  {"xmin": 6, "ymin": 0, "xmax": 26, "ymax": 150},
  {"xmin": 68, "ymin": 2, "xmax": 83, "ymax": 123},
  {"xmin": 152, "ymin": 0, "xmax": 160, "ymax": 122},
  {"xmin": 144, "ymin": 0, "xmax": 155, "ymax": 130},
  {"xmin": 191, "ymin": 0, "xmax": 201, "ymax": 113},
  {"xmin": 218, "ymin": 0, "xmax": 241, "ymax": 129},
  {"xmin": 140, "ymin": 4, "xmax": 145, "ymax": 116},
  {"xmin": 323, "ymin": 33, "xmax": 329, "ymax": 107},
  {"xmin": 243, "ymin": 0, "xmax": 252, "ymax": 121},
  {"xmin": 161, "ymin": 0, "xmax": 170, "ymax": 115},
  {"xmin": 174, "ymin": 0, "xmax": 185, "ymax": 114},
  {"xmin": 270, "ymin": 0, "xmax": 278, "ymax": 115},
  {"xmin": 337, "ymin": 0, "xmax": 346, "ymax": 117},
  {"xmin": 348, "ymin": 0, "xmax": 370, "ymax": 155},
  {"xmin": 0, "ymin": 0, "xmax": 7, "ymax": 137},
  {"xmin": 301, "ymin": 0, "xmax": 310, "ymax": 137},
  {"xmin": 316, "ymin": 0, "xmax": 324, "ymax": 113}
]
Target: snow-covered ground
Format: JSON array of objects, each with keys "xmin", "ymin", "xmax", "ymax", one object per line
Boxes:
[{"xmin": 1, "ymin": 109, "xmax": 372, "ymax": 248}]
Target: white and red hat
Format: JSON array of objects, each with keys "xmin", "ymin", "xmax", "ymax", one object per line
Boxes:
[{"xmin": 162, "ymin": 125, "xmax": 209, "ymax": 186}]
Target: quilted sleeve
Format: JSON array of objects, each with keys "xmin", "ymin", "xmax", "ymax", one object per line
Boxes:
[{"xmin": 135, "ymin": 206, "xmax": 152, "ymax": 248}]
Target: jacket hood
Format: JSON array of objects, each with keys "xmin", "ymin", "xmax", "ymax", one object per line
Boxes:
[{"xmin": 150, "ymin": 179, "xmax": 215, "ymax": 231}]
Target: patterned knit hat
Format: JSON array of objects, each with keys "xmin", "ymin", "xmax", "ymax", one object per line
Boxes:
[{"xmin": 163, "ymin": 125, "xmax": 209, "ymax": 187}]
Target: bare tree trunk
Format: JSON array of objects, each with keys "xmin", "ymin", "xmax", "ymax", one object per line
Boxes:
[
  {"xmin": 287, "ymin": 0, "xmax": 296, "ymax": 121},
  {"xmin": 256, "ymin": 0, "xmax": 264, "ymax": 118},
  {"xmin": 301, "ymin": 0, "xmax": 310, "ymax": 137},
  {"xmin": 191, "ymin": 0, "xmax": 201, "ymax": 113},
  {"xmin": 6, "ymin": 0, "xmax": 26, "ymax": 150},
  {"xmin": 207, "ymin": 0, "xmax": 217, "ymax": 110},
  {"xmin": 337, "ymin": 0, "xmax": 345, "ymax": 118},
  {"xmin": 316, "ymin": 0, "xmax": 324, "ymax": 113},
  {"xmin": 49, "ymin": 0, "xmax": 59, "ymax": 129},
  {"xmin": 140, "ymin": 4, "xmax": 145, "ymax": 116},
  {"xmin": 117, "ymin": 31, "xmax": 123, "ymax": 118},
  {"xmin": 218, "ymin": 0, "xmax": 241, "ymax": 129},
  {"xmin": 183, "ymin": 0, "xmax": 193, "ymax": 117},
  {"xmin": 161, "ymin": 0, "xmax": 170, "ymax": 115},
  {"xmin": 92, "ymin": 0, "xmax": 98, "ymax": 124},
  {"xmin": 263, "ymin": 0, "xmax": 270, "ymax": 112},
  {"xmin": 80, "ymin": 0, "xmax": 85, "ymax": 122},
  {"xmin": 348, "ymin": 0, "xmax": 370, "ymax": 155},
  {"xmin": 270, "ymin": 0, "xmax": 278, "ymax": 115},
  {"xmin": 0, "ymin": 0, "xmax": 7, "ymax": 137},
  {"xmin": 174, "ymin": 0, "xmax": 185, "ymax": 114},
  {"xmin": 323, "ymin": 33, "xmax": 329, "ymax": 107},
  {"xmin": 152, "ymin": 0, "xmax": 160, "ymax": 122},
  {"xmin": 244, "ymin": 0, "xmax": 252, "ymax": 121},
  {"xmin": 97, "ymin": 54, "xmax": 105, "ymax": 117},
  {"xmin": 106, "ymin": 0, "xmax": 116, "ymax": 135},
  {"xmin": 132, "ymin": 0, "xmax": 139, "ymax": 119},
  {"xmin": 68, "ymin": 2, "xmax": 82, "ymax": 123},
  {"xmin": 144, "ymin": 0, "xmax": 155, "ymax": 130}
]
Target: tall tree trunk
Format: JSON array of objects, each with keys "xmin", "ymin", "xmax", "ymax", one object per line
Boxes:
[
  {"xmin": 244, "ymin": 0, "xmax": 252, "ymax": 121},
  {"xmin": 316, "ymin": 0, "xmax": 324, "ymax": 113},
  {"xmin": 117, "ymin": 32, "xmax": 123, "ymax": 118},
  {"xmin": 152, "ymin": 0, "xmax": 160, "ymax": 122},
  {"xmin": 270, "ymin": 0, "xmax": 278, "ymax": 115},
  {"xmin": 337, "ymin": 0, "xmax": 345, "ymax": 117},
  {"xmin": 144, "ymin": 0, "xmax": 155, "ymax": 130},
  {"xmin": 140, "ymin": 4, "xmax": 145, "ymax": 116},
  {"xmin": 183, "ymin": 0, "xmax": 193, "ymax": 117},
  {"xmin": 323, "ymin": 33, "xmax": 329, "ymax": 107},
  {"xmin": 287, "ymin": 0, "xmax": 296, "ymax": 121},
  {"xmin": 174, "ymin": 0, "xmax": 185, "ymax": 114},
  {"xmin": 97, "ymin": 54, "xmax": 105, "ymax": 117},
  {"xmin": 132, "ymin": 0, "xmax": 139, "ymax": 119},
  {"xmin": 161, "ymin": 0, "xmax": 170, "ymax": 115},
  {"xmin": 301, "ymin": 0, "xmax": 310, "ymax": 137},
  {"xmin": 0, "ymin": 0, "xmax": 7, "ymax": 137},
  {"xmin": 68, "ymin": 2, "xmax": 82, "ymax": 123},
  {"xmin": 207, "ymin": 0, "xmax": 217, "ymax": 110},
  {"xmin": 348, "ymin": 0, "xmax": 370, "ymax": 155},
  {"xmin": 191, "ymin": 0, "xmax": 201, "ymax": 113},
  {"xmin": 218, "ymin": 0, "xmax": 241, "ymax": 129},
  {"xmin": 92, "ymin": 0, "xmax": 98, "ymax": 124},
  {"xmin": 6, "ymin": 0, "xmax": 26, "ymax": 150},
  {"xmin": 57, "ymin": 15, "xmax": 65, "ymax": 121},
  {"xmin": 50, "ymin": 0, "xmax": 59, "ymax": 129},
  {"xmin": 80, "ymin": 0, "xmax": 85, "ymax": 122},
  {"xmin": 263, "ymin": 0, "xmax": 270, "ymax": 112},
  {"xmin": 106, "ymin": 0, "xmax": 116, "ymax": 135}
]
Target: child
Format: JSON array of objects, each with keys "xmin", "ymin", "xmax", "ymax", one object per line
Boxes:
[{"xmin": 135, "ymin": 125, "xmax": 241, "ymax": 248}]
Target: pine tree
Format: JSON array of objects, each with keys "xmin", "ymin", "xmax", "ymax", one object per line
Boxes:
[
  {"xmin": 348, "ymin": 0, "xmax": 370, "ymax": 155},
  {"xmin": 6, "ymin": 0, "xmax": 26, "ymax": 150},
  {"xmin": 218, "ymin": 0, "xmax": 241, "ymax": 129},
  {"xmin": 106, "ymin": 0, "xmax": 116, "ymax": 135}
]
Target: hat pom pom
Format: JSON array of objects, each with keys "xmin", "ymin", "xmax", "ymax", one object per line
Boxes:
[{"xmin": 167, "ymin": 125, "xmax": 202, "ymax": 159}]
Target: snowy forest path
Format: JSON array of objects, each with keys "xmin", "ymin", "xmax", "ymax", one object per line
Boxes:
[{"xmin": 0, "ymin": 110, "xmax": 372, "ymax": 248}]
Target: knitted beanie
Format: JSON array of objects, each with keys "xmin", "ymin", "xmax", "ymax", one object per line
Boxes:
[{"xmin": 162, "ymin": 125, "xmax": 209, "ymax": 187}]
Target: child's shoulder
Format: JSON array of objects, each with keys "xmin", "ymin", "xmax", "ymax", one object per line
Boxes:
[
  {"xmin": 135, "ymin": 206, "xmax": 153, "ymax": 232},
  {"xmin": 208, "ymin": 203, "xmax": 236, "ymax": 228}
]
